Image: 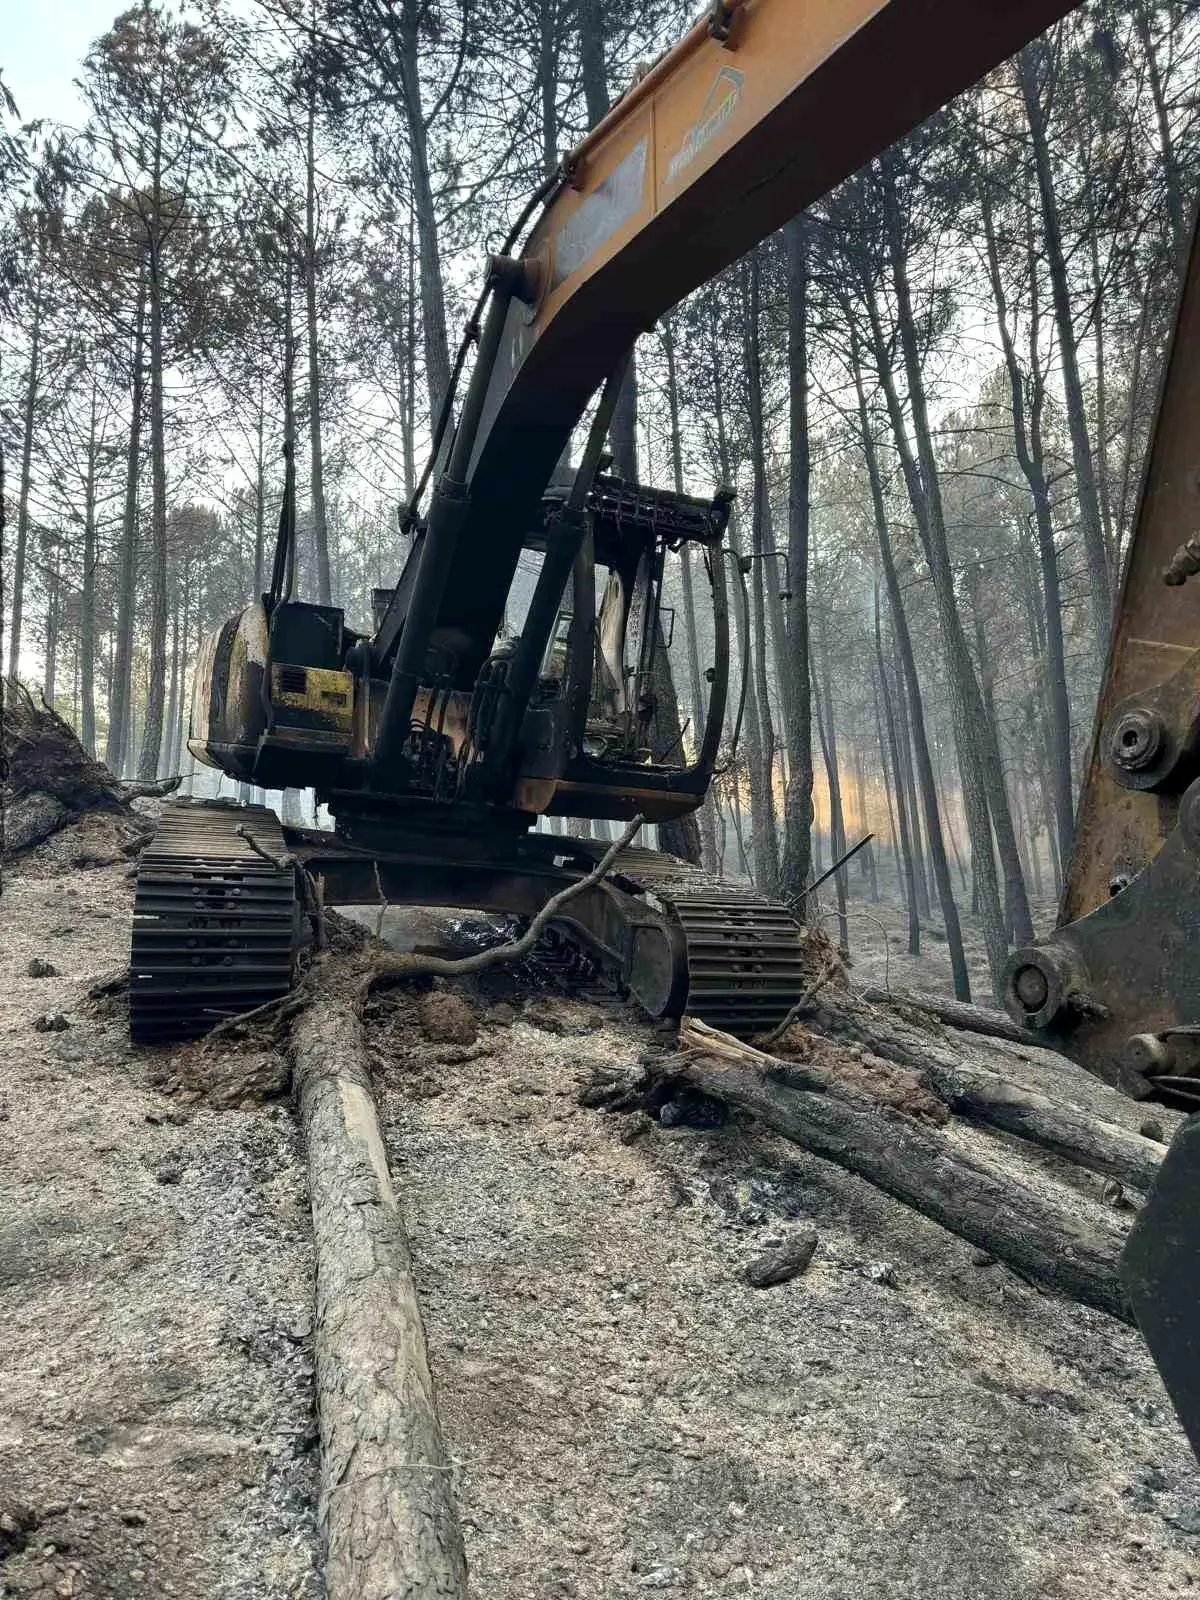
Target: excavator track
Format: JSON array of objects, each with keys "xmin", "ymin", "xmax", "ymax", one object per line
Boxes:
[
  {"xmin": 591, "ymin": 844, "xmax": 813, "ymax": 1037},
  {"xmin": 130, "ymin": 802, "xmax": 302, "ymax": 1044}
]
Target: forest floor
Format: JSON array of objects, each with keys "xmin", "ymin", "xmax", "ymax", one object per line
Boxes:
[
  {"xmin": 815, "ymin": 864, "xmax": 1059, "ymax": 1006},
  {"xmin": 2, "ymin": 818, "xmax": 1200, "ymax": 1598}
]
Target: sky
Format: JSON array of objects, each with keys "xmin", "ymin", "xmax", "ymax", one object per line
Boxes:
[{"xmin": 2, "ymin": 0, "xmax": 124, "ymax": 128}]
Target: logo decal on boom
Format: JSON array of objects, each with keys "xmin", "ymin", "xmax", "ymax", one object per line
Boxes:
[{"xmin": 665, "ymin": 65, "xmax": 744, "ymax": 186}]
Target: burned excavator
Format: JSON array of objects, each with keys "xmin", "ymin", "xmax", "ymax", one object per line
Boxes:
[{"xmin": 131, "ymin": 0, "xmax": 1200, "ymax": 1455}]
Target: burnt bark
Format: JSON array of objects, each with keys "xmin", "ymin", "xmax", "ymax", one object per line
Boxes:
[
  {"xmin": 872, "ymin": 603, "xmax": 919, "ymax": 955},
  {"xmin": 884, "ymin": 156, "xmax": 1032, "ymax": 953},
  {"xmin": 743, "ymin": 254, "xmax": 781, "ymax": 897},
  {"xmin": 106, "ymin": 268, "xmax": 145, "ymax": 776},
  {"xmin": 305, "ymin": 86, "xmax": 332, "ymax": 606},
  {"xmin": 7, "ymin": 279, "xmax": 42, "ymax": 680},
  {"xmin": 137, "ymin": 227, "xmax": 169, "ymax": 781},
  {"xmin": 663, "ymin": 317, "xmax": 717, "ymax": 871},
  {"xmin": 79, "ymin": 379, "xmax": 100, "ymax": 756},
  {"xmin": 980, "ymin": 178, "xmax": 1075, "ymax": 864}
]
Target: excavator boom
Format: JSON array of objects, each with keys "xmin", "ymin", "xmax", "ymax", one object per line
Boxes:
[{"xmin": 383, "ymin": 0, "xmax": 1077, "ymax": 709}]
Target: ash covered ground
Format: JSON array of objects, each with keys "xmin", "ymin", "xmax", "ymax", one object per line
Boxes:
[{"xmin": 1, "ymin": 814, "xmax": 1198, "ymax": 1598}]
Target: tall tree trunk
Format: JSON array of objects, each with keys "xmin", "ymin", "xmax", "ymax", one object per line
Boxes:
[
  {"xmin": 874, "ymin": 593, "xmax": 920, "ymax": 955},
  {"xmin": 663, "ymin": 317, "xmax": 717, "ymax": 871},
  {"xmin": 813, "ymin": 611, "xmax": 848, "ymax": 954},
  {"xmin": 852, "ymin": 744, "xmax": 878, "ymax": 901},
  {"xmin": 106, "ymin": 268, "xmax": 147, "ymax": 776},
  {"xmin": 965, "ymin": 561, "xmax": 1024, "ymax": 943},
  {"xmin": 170, "ymin": 560, "xmax": 191, "ymax": 776},
  {"xmin": 872, "ymin": 659, "xmax": 904, "ymax": 896},
  {"xmin": 577, "ymin": 0, "xmax": 609, "ymax": 124},
  {"xmin": 744, "ymin": 257, "xmax": 781, "ymax": 896},
  {"xmin": 869, "ymin": 168, "xmax": 1020, "ymax": 986},
  {"xmin": 138, "ymin": 235, "xmax": 170, "ymax": 781},
  {"xmin": 403, "ymin": 211, "xmax": 418, "ymax": 504},
  {"xmin": 163, "ymin": 603, "xmax": 180, "ymax": 776},
  {"xmin": 851, "ymin": 334, "xmax": 970, "ymax": 999},
  {"xmin": 537, "ymin": 0, "xmax": 560, "ymax": 178},
  {"xmin": 399, "ymin": 11, "xmax": 451, "ymax": 421},
  {"xmin": 980, "ymin": 179, "xmax": 1075, "ymax": 864},
  {"xmin": 42, "ymin": 556, "xmax": 59, "ymax": 706},
  {"xmin": 254, "ymin": 375, "xmax": 267, "ymax": 597},
  {"xmin": 305, "ymin": 88, "xmax": 332, "ymax": 605},
  {"xmin": 7, "ymin": 280, "xmax": 42, "ymax": 680},
  {"xmin": 1133, "ymin": 0, "xmax": 1187, "ymax": 258},
  {"xmin": 1018, "ymin": 41, "xmax": 1112, "ymax": 655},
  {"xmin": 780, "ymin": 216, "xmax": 814, "ymax": 899},
  {"xmin": 891, "ymin": 643, "xmax": 931, "ymax": 921},
  {"xmin": 80, "ymin": 380, "xmax": 100, "ymax": 755}
]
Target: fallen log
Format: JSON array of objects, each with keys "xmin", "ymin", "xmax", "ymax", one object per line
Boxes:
[
  {"xmin": 777, "ymin": 985, "xmax": 1164, "ymax": 1190},
  {"xmin": 915, "ymin": 1055, "xmax": 1163, "ymax": 1193},
  {"xmin": 6, "ymin": 792, "xmax": 73, "ymax": 856},
  {"xmin": 291, "ymin": 981, "xmax": 468, "ymax": 1599},
  {"xmin": 2, "ymin": 679, "xmax": 174, "ymax": 859},
  {"xmin": 669, "ymin": 1020, "xmax": 1132, "ymax": 1322},
  {"xmin": 861, "ymin": 984, "xmax": 1034, "ymax": 1046}
]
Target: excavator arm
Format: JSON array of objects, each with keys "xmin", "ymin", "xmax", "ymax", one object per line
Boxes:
[{"xmin": 371, "ymin": 0, "xmax": 1077, "ymax": 757}]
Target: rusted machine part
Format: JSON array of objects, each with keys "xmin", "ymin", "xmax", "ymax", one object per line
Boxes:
[
  {"xmin": 1061, "ymin": 206, "xmax": 1200, "ymax": 928},
  {"xmin": 1005, "ymin": 209, "xmax": 1200, "ymax": 1103},
  {"xmin": 1004, "ymin": 777, "xmax": 1200, "ymax": 1105},
  {"xmin": 131, "ymin": 802, "xmax": 302, "ymax": 1043}
]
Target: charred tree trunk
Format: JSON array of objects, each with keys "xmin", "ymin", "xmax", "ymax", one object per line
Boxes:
[
  {"xmin": 852, "ymin": 339, "xmax": 968, "ymax": 996},
  {"xmin": 812, "ymin": 606, "xmax": 848, "ymax": 953},
  {"xmin": 399, "ymin": 10, "xmax": 451, "ymax": 421},
  {"xmin": 781, "ymin": 216, "xmax": 815, "ymax": 900},
  {"xmin": 744, "ymin": 256, "xmax": 781, "ymax": 897},
  {"xmin": 867, "ymin": 171, "xmax": 1019, "ymax": 988},
  {"xmin": 137, "ymin": 234, "xmax": 170, "ymax": 781},
  {"xmin": 663, "ymin": 317, "xmax": 718, "ymax": 871},
  {"xmin": 305, "ymin": 87, "xmax": 332, "ymax": 606},
  {"xmin": 1019, "ymin": 41, "xmax": 1112, "ymax": 656},
  {"xmin": 106, "ymin": 269, "xmax": 146, "ymax": 776},
  {"xmin": 662, "ymin": 1021, "xmax": 1131, "ymax": 1322},
  {"xmin": 7, "ymin": 280, "xmax": 41, "ymax": 681},
  {"xmin": 873, "ymin": 600, "xmax": 919, "ymax": 954},
  {"xmin": 80, "ymin": 379, "xmax": 100, "ymax": 756},
  {"xmin": 980, "ymin": 181, "xmax": 1075, "ymax": 864}
]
